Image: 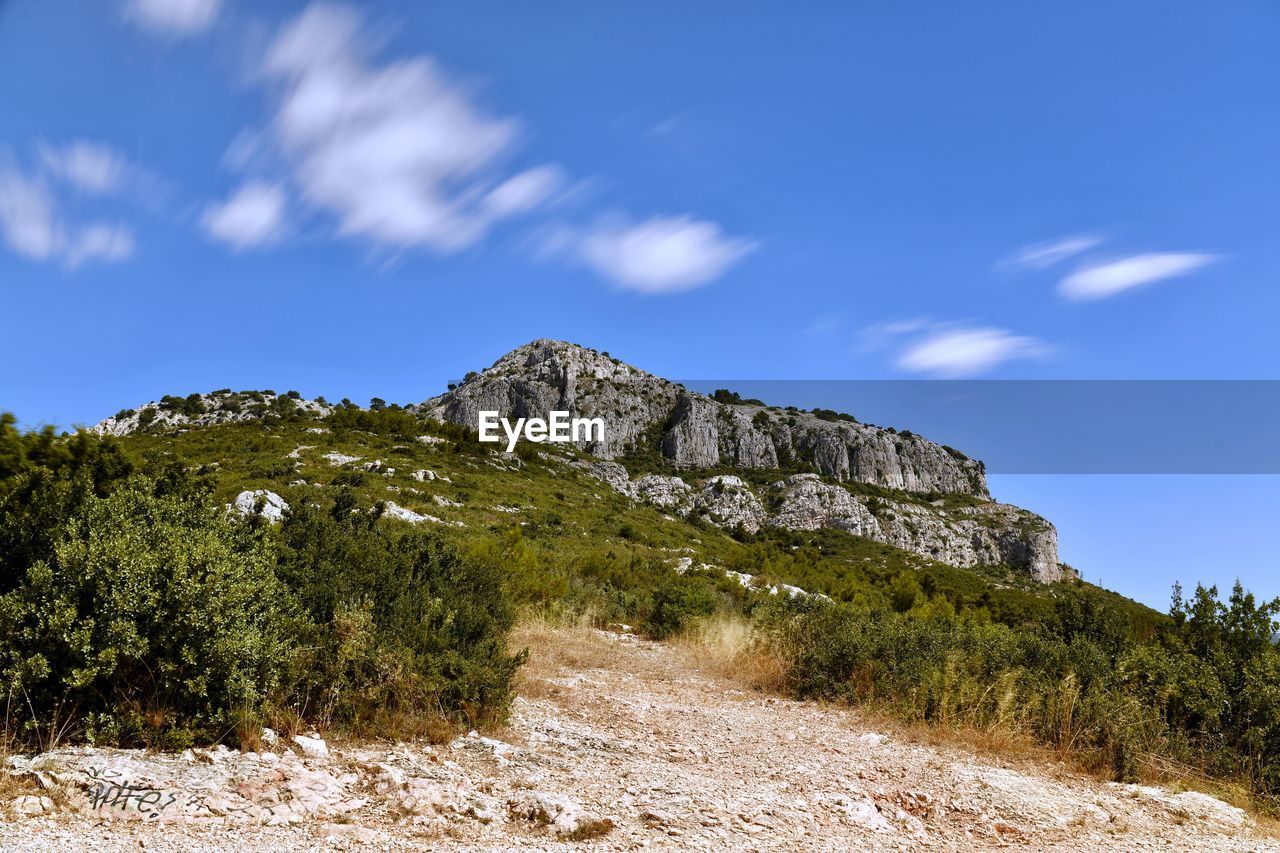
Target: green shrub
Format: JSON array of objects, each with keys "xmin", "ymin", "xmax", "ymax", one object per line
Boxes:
[
  {"xmin": 0, "ymin": 416, "xmax": 526, "ymax": 747},
  {"xmin": 275, "ymin": 500, "xmax": 525, "ymax": 730},
  {"xmin": 647, "ymin": 577, "xmax": 718, "ymax": 639},
  {"xmin": 0, "ymin": 474, "xmax": 293, "ymax": 746}
]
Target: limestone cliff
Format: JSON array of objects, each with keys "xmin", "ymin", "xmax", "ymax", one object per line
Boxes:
[{"xmin": 416, "ymin": 339, "xmax": 988, "ymax": 497}]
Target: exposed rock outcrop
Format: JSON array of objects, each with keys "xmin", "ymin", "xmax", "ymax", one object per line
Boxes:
[
  {"xmin": 231, "ymin": 490, "xmax": 289, "ymax": 524},
  {"xmin": 416, "ymin": 340, "xmax": 988, "ymax": 497},
  {"xmin": 772, "ymin": 474, "xmax": 1063, "ymax": 582},
  {"xmin": 94, "ymin": 391, "xmax": 332, "ymax": 436},
  {"xmin": 694, "ymin": 475, "xmax": 768, "ymax": 534},
  {"xmin": 579, "ymin": 467, "xmax": 1062, "ymax": 581}
]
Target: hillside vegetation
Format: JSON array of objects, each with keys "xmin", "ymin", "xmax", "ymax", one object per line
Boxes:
[{"xmin": 3, "ymin": 400, "xmax": 1280, "ymax": 809}]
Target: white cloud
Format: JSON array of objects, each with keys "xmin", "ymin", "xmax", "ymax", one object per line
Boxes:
[
  {"xmin": 0, "ymin": 169, "xmax": 61, "ymax": 260},
  {"xmin": 999, "ymin": 234, "xmax": 1103, "ymax": 271},
  {"xmin": 201, "ymin": 180, "xmax": 287, "ymax": 250},
  {"xmin": 38, "ymin": 140, "xmax": 127, "ymax": 194},
  {"xmin": 0, "ymin": 163, "xmax": 136, "ymax": 269},
  {"xmin": 483, "ymin": 165, "xmax": 563, "ymax": 218},
  {"xmin": 577, "ymin": 215, "xmax": 756, "ymax": 293},
  {"xmin": 896, "ymin": 326, "xmax": 1046, "ymax": 377},
  {"xmin": 250, "ymin": 3, "xmax": 551, "ymax": 253},
  {"xmin": 209, "ymin": 3, "xmax": 751, "ymax": 288},
  {"xmin": 64, "ymin": 222, "xmax": 136, "ymax": 268},
  {"xmin": 862, "ymin": 317, "xmax": 929, "ymax": 342},
  {"xmin": 1059, "ymin": 252, "xmax": 1218, "ymax": 301},
  {"xmin": 125, "ymin": 0, "xmax": 221, "ymax": 37}
]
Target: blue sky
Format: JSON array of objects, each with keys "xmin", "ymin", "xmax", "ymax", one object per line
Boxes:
[{"xmin": 2, "ymin": 1, "xmax": 1277, "ymax": 608}]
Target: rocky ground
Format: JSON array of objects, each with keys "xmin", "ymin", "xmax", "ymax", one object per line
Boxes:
[{"xmin": 2, "ymin": 626, "xmax": 1274, "ymax": 852}]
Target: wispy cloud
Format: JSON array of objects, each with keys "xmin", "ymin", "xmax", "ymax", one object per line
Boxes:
[
  {"xmin": 803, "ymin": 314, "xmax": 842, "ymax": 337},
  {"xmin": 201, "ymin": 180, "xmax": 288, "ymax": 250},
  {"xmin": 0, "ymin": 169, "xmax": 60, "ymax": 261},
  {"xmin": 863, "ymin": 318, "xmax": 1047, "ymax": 377},
  {"xmin": 245, "ymin": 3, "xmax": 554, "ymax": 253},
  {"xmin": 649, "ymin": 112, "xmax": 687, "ymax": 137},
  {"xmin": 0, "ymin": 158, "xmax": 136, "ymax": 269},
  {"xmin": 482, "ymin": 166, "xmax": 565, "ymax": 219},
  {"xmin": 199, "ymin": 3, "xmax": 752, "ymax": 292},
  {"xmin": 999, "ymin": 234, "xmax": 1103, "ymax": 271},
  {"xmin": 63, "ymin": 223, "xmax": 136, "ymax": 268},
  {"xmin": 576, "ymin": 215, "xmax": 756, "ymax": 293},
  {"xmin": 38, "ymin": 141, "xmax": 128, "ymax": 194},
  {"xmin": 1059, "ymin": 252, "xmax": 1218, "ymax": 301},
  {"xmin": 897, "ymin": 327, "xmax": 1045, "ymax": 376},
  {"xmin": 124, "ymin": 0, "xmax": 221, "ymax": 37}
]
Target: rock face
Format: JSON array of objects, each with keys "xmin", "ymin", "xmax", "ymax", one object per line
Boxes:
[
  {"xmin": 694, "ymin": 475, "xmax": 768, "ymax": 534},
  {"xmin": 579, "ymin": 468, "xmax": 1062, "ymax": 582},
  {"xmin": 772, "ymin": 475, "xmax": 1062, "ymax": 582},
  {"xmin": 416, "ymin": 340, "xmax": 987, "ymax": 497}
]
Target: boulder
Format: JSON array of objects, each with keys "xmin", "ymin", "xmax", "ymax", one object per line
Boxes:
[
  {"xmin": 232, "ymin": 490, "xmax": 288, "ymax": 523},
  {"xmin": 292, "ymin": 734, "xmax": 329, "ymax": 759}
]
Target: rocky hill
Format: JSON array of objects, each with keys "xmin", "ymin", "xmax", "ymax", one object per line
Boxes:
[
  {"xmin": 92, "ymin": 339, "xmax": 1063, "ymax": 582},
  {"xmin": 416, "ymin": 339, "xmax": 987, "ymax": 495},
  {"xmin": 415, "ymin": 340, "xmax": 1061, "ymax": 582}
]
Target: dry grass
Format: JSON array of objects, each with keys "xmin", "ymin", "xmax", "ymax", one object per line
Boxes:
[
  {"xmin": 563, "ymin": 817, "xmax": 616, "ymax": 841},
  {"xmin": 0, "ymin": 760, "xmax": 39, "ymax": 800},
  {"xmin": 671, "ymin": 614, "xmax": 787, "ymax": 692},
  {"xmin": 511, "ymin": 610, "xmax": 629, "ymax": 700}
]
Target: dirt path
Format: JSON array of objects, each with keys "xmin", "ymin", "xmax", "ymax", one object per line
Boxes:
[{"xmin": 2, "ymin": 626, "xmax": 1275, "ymax": 851}]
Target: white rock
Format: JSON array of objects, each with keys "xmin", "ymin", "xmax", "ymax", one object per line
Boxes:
[
  {"xmin": 12, "ymin": 795, "xmax": 54, "ymax": 817},
  {"xmin": 323, "ymin": 452, "xmax": 361, "ymax": 466},
  {"xmin": 373, "ymin": 764, "xmax": 406, "ymax": 795},
  {"xmin": 260, "ymin": 727, "xmax": 279, "ymax": 746},
  {"xmin": 381, "ymin": 502, "xmax": 436, "ymax": 525},
  {"xmin": 232, "ymin": 490, "xmax": 288, "ymax": 523},
  {"xmin": 292, "ymin": 734, "xmax": 329, "ymax": 759},
  {"xmin": 510, "ymin": 790, "xmax": 596, "ymax": 836}
]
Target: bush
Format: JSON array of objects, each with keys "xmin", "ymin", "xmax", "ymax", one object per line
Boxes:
[
  {"xmin": 275, "ymin": 500, "xmax": 525, "ymax": 731},
  {"xmin": 0, "ymin": 416, "xmax": 525, "ymax": 747},
  {"xmin": 0, "ymin": 474, "xmax": 293, "ymax": 747},
  {"xmin": 325, "ymin": 406, "xmax": 422, "ymax": 437},
  {"xmin": 647, "ymin": 577, "xmax": 718, "ymax": 639}
]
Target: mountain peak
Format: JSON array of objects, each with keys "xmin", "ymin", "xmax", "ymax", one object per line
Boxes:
[{"xmin": 419, "ymin": 340, "xmax": 989, "ymax": 499}]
